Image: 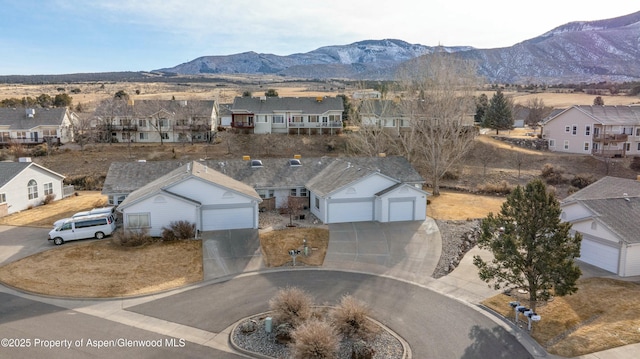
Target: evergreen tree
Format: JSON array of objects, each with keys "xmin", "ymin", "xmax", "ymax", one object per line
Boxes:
[
  {"xmin": 482, "ymin": 90, "xmax": 513, "ymax": 134},
  {"xmin": 473, "ymin": 179, "xmax": 582, "ymax": 311},
  {"xmin": 474, "ymin": 93, "xmax": 489, "ymax": 123},
  {"xmin": 264, "ymin": 89, "xmax": 279, "ymax": 97},
  {"xmin": 593, "ymin": 96, "xmax": 605, "ymax": 106}
]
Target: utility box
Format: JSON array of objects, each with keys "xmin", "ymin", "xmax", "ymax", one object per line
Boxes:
[{"xmin": 265, "ymin": 317, "xmax": 272, "ymax": 333}]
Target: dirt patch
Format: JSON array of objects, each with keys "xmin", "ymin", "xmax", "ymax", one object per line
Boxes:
[
  {"xmin": 0, "ymin": 239, "xmax": 203, "ymax": 298},
  {"xmin": 482, "ymin": 277, "xmax": 640, "ymax": 357},
  {"xmin": 260, "ymin": 228, "xmax": 329, "ymax": 267},
  {"xmin": 427, "ymin": 190, "xmax": 504, "ymax": 220}
]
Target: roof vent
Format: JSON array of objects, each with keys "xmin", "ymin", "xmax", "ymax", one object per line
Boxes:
[
  {"xmin": 260, "ymin": 96, "xmax": 267, "ymax": 102},
  {"xmin": 251, "ymin": 159, "xmax": 263, "ymax": 168},
  {"xmin": 289, "ymin": 159, "xmax": 302, "ymax": 167},
  {"xmin": 26, "ymin": 108, "xmax": 35, "ymax": 118},
  {"xmin": 18, "ymin": 157, "xmax": 32, "ymax": 163},
  {"xmin": 316, "ymin": 96, "xmax": 323, "ymax": 102}
]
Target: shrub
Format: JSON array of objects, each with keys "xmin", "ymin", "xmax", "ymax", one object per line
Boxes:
[
  {"xmin": 442, "ymin": 171, "xmax": 459, "ymax": 181},
  {"xmin": 30, "ymin": 144, "xmax": 48, "ymax": 157},
  {"xmin": 570, "ymin": 174, "xmax": 595, "ymax": 189},
  {"xmin": 161, "ymin": 220, "xmax": 196, "ymax": 241},
  {"xmin": 330, "ymin": 295, "xmax": 379, "ymax": 341},
  {"xmin": 290, "ymin": 319, "xmax": 340, "ymax": 359},
  {"xmin": 351, "ymin": 339, "xmax": 376, "ymax": 359},
  {"xmin": 540, "ymin": 163, "xmax": 567, "ymax": 185},
  {"xmin": 476, "ymin": 180, "xmax": 513, "ymax": 195},
  {"xmin": 269, "ymin": 286, "xmax": 314, "ymax": 327},
  {"xmin": 112, "ymin": 229, "xmax": 154, "ymax": 247},
  {"xmin": 42, "ymin": 193, "xmax": 56, "ymax": 205}
]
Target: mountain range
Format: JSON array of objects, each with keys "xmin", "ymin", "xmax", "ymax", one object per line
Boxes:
[{"xmin": 156, "ymin": 11, "xmax": 640, "ymax": 84}]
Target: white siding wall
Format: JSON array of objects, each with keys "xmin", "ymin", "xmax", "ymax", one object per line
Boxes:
[
  {"xmin": 169, "ymin": 178, "xmax": 253, "ymax": 206},
  {"xmin": 622, "ymin": 244, "xmax": 640, "ymax": 277},
  {"xmin": 543, "ymin": 108, "xmax": 595, "ymax": 154},
  {"xmin": 571, "ymin": 220, "xmax": 620, "ymax": 243},
  {"xmin": 1, "ymin": 166, "xmax": 63, "ymax": 214},
  {"xmin": 561, "ymin": 202, "xmax": 593, "ymax": 221},
  {"xmin": 122, "ymin": 194, "xmax": 198, "ymax": 237},
  {"xmin": 376, "ymin": 185, "xmax": 427, "ymax": 222},
  {"xmin": 309, "ymin": 192, "xmax": 326, "ymax": 223}
]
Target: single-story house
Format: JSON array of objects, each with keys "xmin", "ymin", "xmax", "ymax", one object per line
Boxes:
[
  {"xmin": 306, "ymin": 159, "xmax": 428, "ymax": 223},
  {"xmin": 0, "ymin": 107, "xmax": 77, "ymax": 145},
  {"xmin": 117, "ymin": 161, "xmax": 262, "ymax": 236},
  {"xmin": 0, "ymin": 159, "xmax": 65, "ymax": 217},
  {"xmin": 560, "ymin": 176, "xmax": 640, "ymax": 277},
  {"xmin": 104, "ymin": 156, "xmax": 427, "ymax": 228},
  {"xmin": 542, "ymin": 105, "xmax": 640, "ymax": 157}
]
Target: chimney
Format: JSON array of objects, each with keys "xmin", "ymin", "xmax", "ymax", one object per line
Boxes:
[
  {"xmin": 316, "ymin": 96, "xmax": 323, "ymax": 102},
  {"xmin": 260, "ymin": 96, "xmax": 267, "ymax": 102}
]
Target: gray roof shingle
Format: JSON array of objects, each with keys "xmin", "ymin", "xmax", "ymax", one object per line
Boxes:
[
  {"xmin": 562, "ymin": 176, "xmax": 640, "ymax": 202},
  {"xmin": 0, "ymin": 162, "xmax": 30, "ymax": 187},
  {"xmin": 0, "ymin": 107, "xmax": 69, "ymax": 129},
  {"xmin": 118, "ymin": 161, "xmax": 260, "ymax": 208},
  {"xmin": 579, "ymin": 197, "xmax": 640, "ymax": 244},
  {"xmin": 103, "ymin": 156, "xmax": 424, "ymax": 196}
]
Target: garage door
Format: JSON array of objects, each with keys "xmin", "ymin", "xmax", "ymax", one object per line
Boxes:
[
  {"xmin": 579, "ymin": 239, "xmax": 619, "ymax": 274},
  {"xmin": 389, "ymin": 200, "xmax": 414, "ymax": 221},
  {"xmin": 202, "ymin": 207, "xmax": 254, "ymax": 231},
  {"xmin": 328, "ymin": 200, "xmax": 374, "ymax": 223}
]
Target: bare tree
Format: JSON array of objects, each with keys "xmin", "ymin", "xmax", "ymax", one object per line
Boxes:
[
  {"xmin": 525, "ymin": 97, "xmax": 552, "ymax": 129},
  {"xmin": 94, "ymin": 97, "xmax": 131, "ymax": 144},
  {"xmin": 395, "ymin": 51, "xmax": 481, "ymax": 195},
  {"xmin": 70, "ymin": 113, "xmax": 95, "ymax": 151},
  {"xmin": 472, "ymin": 141, "xmax": 499, "ymax": 177},
  {"xmin": 348, "ymin": 98, "xmax": 398, "ymax": 156}
]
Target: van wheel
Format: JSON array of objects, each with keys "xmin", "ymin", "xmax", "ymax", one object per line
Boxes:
[
  {"xmin": 95, "ymin": 232, "xmax": 105, "ymax": 239},
  {"xmin": 53, "ymin": 237, "xmax": 64, "ymax": 245}
]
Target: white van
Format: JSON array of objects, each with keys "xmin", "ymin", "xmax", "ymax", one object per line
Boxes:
[
  {"xmin": 53, "ymin": 206, "xmax": 116, "ymax": 227},
  {"xmin": 48, "ymin": 214, "xmax": 117, "ymax": 245}
]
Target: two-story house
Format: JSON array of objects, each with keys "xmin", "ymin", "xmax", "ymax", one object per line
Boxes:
[
  {"xmin": 94, "ymin": 99, "xmax": 217, "ymax": 143},
  {"xmin": 230, "ymin": 96, "xmax": 343, "ymax": 135},
  {"xmin": 0, "ymin": 107, "xmax": 76, "ymax": 146},
  {"xmin": 542, "ymin": 105, "xmax": 640, "ymax": 157},
  {"xmin": 358, "ymin": 99, "xmax": 410, "ymax": 134}
]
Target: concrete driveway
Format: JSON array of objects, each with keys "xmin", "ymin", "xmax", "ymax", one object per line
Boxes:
[
  {"xmin": 0, "ymin": 225, "xmax": 52, "ymax": 265},
  {"xmin": 326, "ymin": 219, "xmax": 442, "ymax": 285},
  {"xmin": 201, "ymin": 228, "xmax": 263, "ymax": 280}
]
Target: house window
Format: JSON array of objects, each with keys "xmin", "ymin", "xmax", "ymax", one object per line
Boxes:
[
  {"xmin": 585, "ymin": 126, "xmax": 590, "ymax": 136},
  {"xmin": 290, "ymin": 188, "xmax": 297, "ymax": 196},
  {"xmin": 292, "ymin": 116, "xmax": 303, "ymax": 123},
  {"xmin": 565, "ymin": 126, "xmax": 570, "ymax": 133},
  {"xmin": 384, "ymin": 119, "xmax": 394, "ymax": 127},
  {"xmin": 257, "ymin": 115, "xmax": 267, "ymax": 123},
  {"xmin": 399, "ymin": 119, "xmax": 409, "ymax": 127},
  {"xmin": 300, "ymin": 188, "xmax": 308, "ymax": 197},
  {"xmin": 138, "ymin": 119, "xmax": 147, "ymax": 127},
  {"xmin": 42, "ymin": 129, "xmax": 57, "ymax": 137},
  {"xmin": 308, "ymin": 115, "xmax": 318, "ymax": 123},
  {"xmin": 161, "ymin": 133, "xmax": 169, "ymax": 140},
  {"xmin": 27, "ymin": 179, "xmax": 38, "ymax": 200},
  {"xmin": 637, "ymin": 143, "xmax": 640, "ymax": 151},
  {"xmin": 273, "ymin": 115, "xmax": 284, "ymax": 124},
  {"xmin": 548, "ymin": 139, "xmax": 555, "ymax": 147},
  {"xmin": 0, "ymin": 193, "xmax": 6, "ymax": 204},
  {"xmin": 584, "ymin": 142, "xmax": 589, "ymax": 151},
  {"xmin": 329, "ymin": 115, "xmax": 341, "ymax": 122},
  {"xmin": 572, "ymin": 125, "xmax": 577, "ymax": 135},
  {"xmin": 625, "ymin": 143, "xmax": 631, "ymax": 151},
  {"xmin": 139, "ymin": 132, "xmax": 148, "ymax": 140},
  {"xmin": 122, "ymin": 132, "xmax": 131, "ymax": 141},
  {"xmin": 158, "ymin": 119, "xmax": 169, "ymax": 127},
  {"xmin": 315, "ymin": 197, "xmax": 320, "ymax": 209},
  {"xmin": 44, "ymin": 182, "xmax": 53, "ymax": 196},
  {"xmin": 127, "ymin": 213, "xmax": 150, "ymax": 228},
  {"xmin": 636, "ymin": 128, "xmax": 640, "ymax": 137},
  {"xmin": 564, "ymin": 140, "xmax": 569, "ymax": 150},
  {"xmin": 322, "ymin": 116, "xmax": 328, "ymax": 125}
]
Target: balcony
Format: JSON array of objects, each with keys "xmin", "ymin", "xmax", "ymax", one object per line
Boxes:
[
  {"xmin": 232, "ymin": 121, "xmax": 255, "ymax": 129},
  {"xmin": 592, "ymin": 148, "xmax": 625, "ymax": 157},
  {"xmin": 288, "ymin": 121, "xmax": 342, "ymax": 128},
  {"xmin": 592, "ymin": 133, "xmax": 628, "ymax": 142}
]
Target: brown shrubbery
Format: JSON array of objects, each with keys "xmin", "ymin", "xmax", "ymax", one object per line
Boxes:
[
  {"xmin": 541, "ymin": 163, "xmax": 567, "ymax": 185},
  {"xmin": 290, "ymin": 319, "xmax": 340, "ymax": 359},
  {"xmin": 42, "ymin": 193, "xmax": 56, "ymax": 205},
  {"xmin": 269, "ymin": 286, "xmax": 314, "ymax": 327},
  {"xmin": 476, "ymin": 180, "xmax": 513, "ymax": 195},
  {"xmin": 161, "ymin": 220, "xmax": 196, "ymax": 241},
  {"xmin": 331, "ymin": 295, "xmax": 379, "ymax": 341},
  {"xmin": 112, "ymin": 229, "xmax": 154, "ymax": 247}
]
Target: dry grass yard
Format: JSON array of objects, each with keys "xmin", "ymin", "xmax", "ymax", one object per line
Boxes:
[
  {"xmin": 483, "ymin": 278, "xmax": 640, "ymax": 357},
  {"xmin": 260, "ymin": 228, "xmax": 329, "ymax": 267},
  {"xmin": 427, "ymin": 190, "xmax": 505, "ymax": 220},
  {"xmin": 0, "ymin": 239, "xmax": 202, "ymax": 298}
]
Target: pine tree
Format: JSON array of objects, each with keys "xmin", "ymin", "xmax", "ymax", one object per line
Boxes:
[
  {"xmin": 473, "ymin": 179, "xmax": 582, "ymax": 311},
  {"xmin": 474, "ymin": 94, "xmax": 489, "ymax": 123},
  {"xmin": 482, "ymin": 90, "xmax": 513, "ymax": 135}
]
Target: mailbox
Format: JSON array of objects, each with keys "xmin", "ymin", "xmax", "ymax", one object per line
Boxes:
[
  {"xmin": 523, "ymin": 310, "xmax": 533, "ymax": 317},
  {"xmin": 530, "ymin": 315, "xmax": 541, "ymax": 321},
  {"xmin": 516, "ymin": 306, "xmax": 529, "ymax": 313}
]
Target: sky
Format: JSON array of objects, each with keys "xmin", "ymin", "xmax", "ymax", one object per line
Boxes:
[{"xmin": 1, "ymin": 1, "xmax": 638, "ymax": 75}]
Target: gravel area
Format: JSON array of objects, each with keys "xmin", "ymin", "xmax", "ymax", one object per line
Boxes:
[
  {"xmin": 432, "ymin": 219, "xmax": 482, "ymax": 279},
  {"xmin": 232, "ymin": 314, "xmax": 404, "ymax": 359}
]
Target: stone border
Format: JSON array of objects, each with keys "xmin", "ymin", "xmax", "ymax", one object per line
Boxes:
[{"xmin": 228, "ymin": 310, "xmax": 411, "ymax": 359}]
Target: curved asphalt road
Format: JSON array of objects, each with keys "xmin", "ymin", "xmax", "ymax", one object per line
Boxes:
[{"xmin": 129, "ymin": 270, "xmax": 531, "ymax": 358}]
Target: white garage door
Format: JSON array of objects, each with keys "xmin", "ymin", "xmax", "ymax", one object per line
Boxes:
[
  {"xmin": 328, "ymin": 200, "xmax": 374, "ymax": 223},
  {"xmin": 579, "ymin": 239, "xmax": 619, "ymax": 274},
  {"xmin": 202, "ymin": 207, "xmax": 254, "ymax": 231},
  {"xmin": 389, "ymin": 200, "xmax": 414, "ymax": 221}
]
